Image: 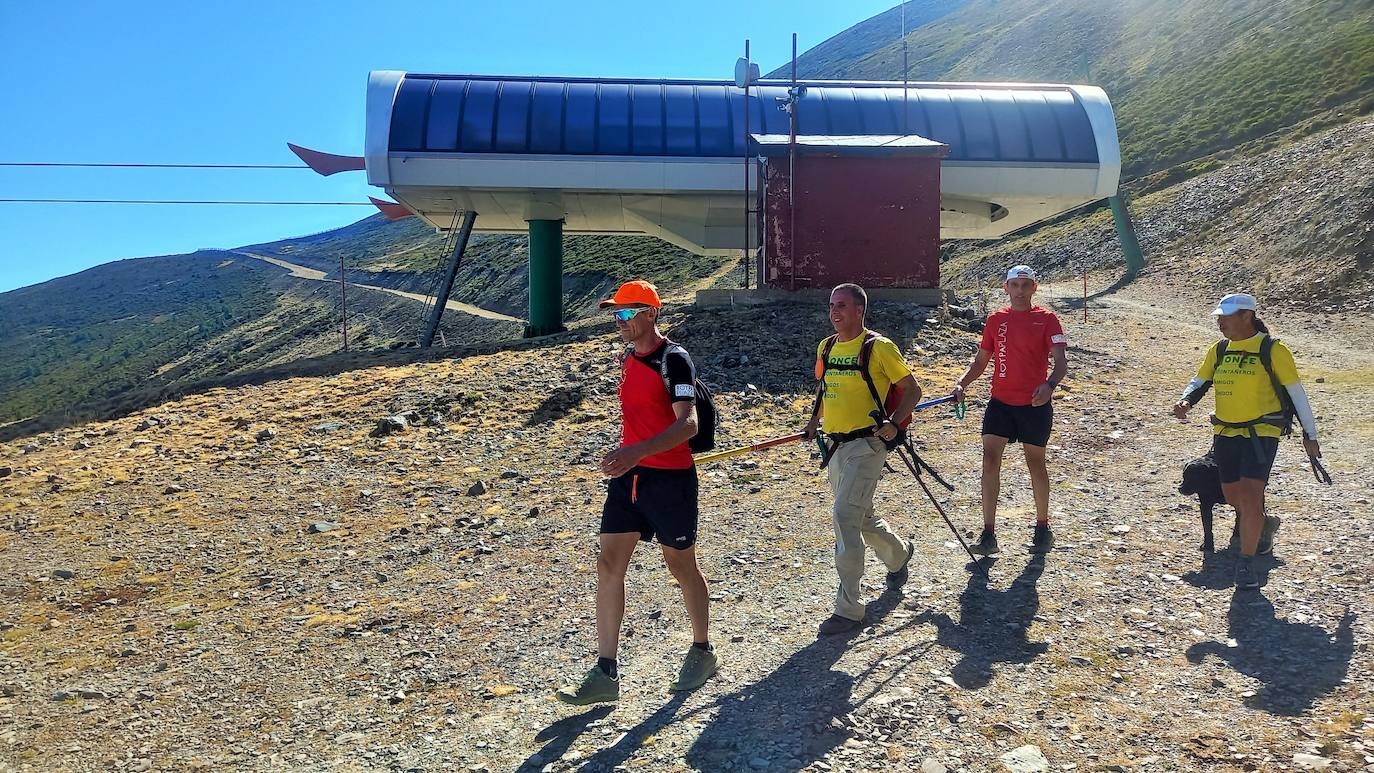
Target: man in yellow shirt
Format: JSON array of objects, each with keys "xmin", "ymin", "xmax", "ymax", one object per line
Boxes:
[{"xmin": 803, "ymin": 284, "xmax": 922, "ymax": 636}]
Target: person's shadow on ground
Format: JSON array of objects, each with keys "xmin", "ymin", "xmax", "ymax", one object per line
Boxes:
[
  {"xmin": 911, "ymin": 554, "xmax": 1049, "ymax": 688},
  {"xmin": 1183, "ymin": 548, "xmax": 1285, "ymax": 591},
  {"xmin": 1185, "ymin": 594, "xmax": 1354, "ymax": 716},
  {"xmin": 680, "ymin": 588, "xmax": 925, "ymax": 773},
  {"xmin": 516, "ymin": 704, "xmax": 615, "ymax": 772}
]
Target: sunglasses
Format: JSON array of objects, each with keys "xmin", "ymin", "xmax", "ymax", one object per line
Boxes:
[{"xmin": 609, "ymin": 307, "xmax": 652, "ymax": 322}]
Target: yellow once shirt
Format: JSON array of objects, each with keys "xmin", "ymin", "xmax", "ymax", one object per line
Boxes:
[
  {"xmin": 816, "ymin": 331, "xmax": 913, "ymax": 434},
  {"xmin": 1196, "ymin": 334, "xmax": 1300, "ymax": 438}
]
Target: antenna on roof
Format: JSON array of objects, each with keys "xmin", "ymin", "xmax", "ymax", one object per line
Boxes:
[{"xmin": 901, "ymin": 1, "xmax": 909, "ymax": 135}]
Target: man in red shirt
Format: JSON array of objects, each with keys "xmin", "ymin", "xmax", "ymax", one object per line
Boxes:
[
  {"xmin": 556, "ymin": 280, "xmax": 717, "ymax": 705},
  {"xmin": 952, "ymin": 265, "xmax": 1068, "ymax": 555}
]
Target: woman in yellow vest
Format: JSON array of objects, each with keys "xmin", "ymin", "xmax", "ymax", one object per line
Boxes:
[{"xmin": 1173, "ymin": 293, "xmax": 1321, "ymax": 590}]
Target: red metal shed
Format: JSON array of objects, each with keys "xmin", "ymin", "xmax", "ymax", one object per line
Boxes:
[{"xmin": 752, "ymin": 134, "xmax": 949, "ymax": 290}]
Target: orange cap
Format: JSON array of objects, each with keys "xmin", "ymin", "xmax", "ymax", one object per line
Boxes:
[{"xmin": 598, "ymin": 279, "xmax": 662, "ymax": 308}]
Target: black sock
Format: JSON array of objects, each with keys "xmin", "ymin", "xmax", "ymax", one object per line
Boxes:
[
  {"xmin": 982, "ymin": 526, "xmax": 995, "ymax": 534},
  {"xmin": 597, "ymin": 657, "xmax": 618, "ymax": 678},
  {"xmin": 692, "ymin": 641, "xmax": 712, "ymax": 652}
]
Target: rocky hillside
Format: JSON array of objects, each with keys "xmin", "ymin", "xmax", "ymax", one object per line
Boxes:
[
  {"xmin": 3, "ymin": 279, "xmax": 1372, "ymax": 771},
  {"xmin": 0, "ymin": 224, "xmax": 734, "ymax": 429},
  {"xmin": 942, "ymin": 117, "xmax": 1374, "ymax": 311},
  {"xmin": 775, "ymin": 0, "xmax": 1374, "ymax": 176}
]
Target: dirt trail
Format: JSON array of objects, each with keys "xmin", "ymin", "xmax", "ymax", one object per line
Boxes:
[
  {"xmin": 4, "ymin": 274, "xmax": 1370, "ymax": 772},
  {"xmin": 239, "ymin": 252, "xmax": 522, "ymax": 323}
]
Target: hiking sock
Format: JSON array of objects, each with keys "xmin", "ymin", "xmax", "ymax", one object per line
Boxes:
[
  {"xmin": 597, "ymin": 657, "xmax": 618, "ymax": 679},
  {"xmin": 691, "ymin": 641, "xmax": 713, "ymax": 652}
]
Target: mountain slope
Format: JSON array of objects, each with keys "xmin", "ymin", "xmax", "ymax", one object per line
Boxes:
[{"xmin": 774, "ymin": 0, "xmax": 1374, "ymax": 175}]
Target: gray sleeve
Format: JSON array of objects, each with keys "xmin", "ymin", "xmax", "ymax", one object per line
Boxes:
[{"xmin": 1285, "ymin": 383, "xmax": 1319, "ymax": 440}]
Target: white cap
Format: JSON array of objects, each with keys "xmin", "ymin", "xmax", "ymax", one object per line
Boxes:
[
  {"xmin": 1211, "ymin": 293, "xmax": 1257, "ymax": 316},
  {"xmin": 1006, "ymin": 265, "xmax": 1038, "ymax": 282}
]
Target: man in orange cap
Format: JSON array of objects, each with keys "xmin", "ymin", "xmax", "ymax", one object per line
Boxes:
[{"xmin": 556, "ymin": 279, "xmax": 717, "ymax": 704}]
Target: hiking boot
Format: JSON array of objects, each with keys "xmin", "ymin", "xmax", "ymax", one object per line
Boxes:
[
  {"xmin": 886, "ymin": 540, "xmax": 916, "ymax": 590},
  {"xmin": 555, "ymin": 666, "xmax": 619, "ymax": 706},
  {"xmin": 969, "ymin": 528, "xmax": 1000, "ymax": 556},
  {"xmin": 1234, "ymin": 556, "xmax": 1260, "ymax": 591},
  {"xmin": 1029, "ymin": 524, "xmax": 1055, "ymax": 554},
  {"xmin": 817, "ymin": 614, "xmax": 863, "ymax": 636},
  {"xmin": 1257, "ymin": 515, "xmax": 1281, "ymax": 556},
  {"xmin": 669, "ymin": 646, "xmax": 719, "ymax": 692}
]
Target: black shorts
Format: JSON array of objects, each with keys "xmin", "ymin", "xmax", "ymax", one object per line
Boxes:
[
  {"xmin": 1213, "ymin": 434, "xmax": 1280, "ymax": 484},
  {"xmin": 981, "ymin": 398, "xmax": 1053, "ymax": 447},
  {"xmin": 601, "ymin": 466, "xmax": 699, "ymax": 549}
]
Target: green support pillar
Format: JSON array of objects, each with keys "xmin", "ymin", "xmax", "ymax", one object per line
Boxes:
[
  {"xmin": 1108, "ymin": 195, "xmax": 1146, "ymax": 280},
  {"xmin": 525, "ymin": 219, "xmax": 566, "ymax": 337}
]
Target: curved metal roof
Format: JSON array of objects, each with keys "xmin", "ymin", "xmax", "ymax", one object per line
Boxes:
[{"xmin": 387, "ymin": 74, "xmax": 1103, "ymax": 164}]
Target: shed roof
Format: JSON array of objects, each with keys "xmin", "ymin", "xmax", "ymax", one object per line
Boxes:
[{"xmin": 386, "ymin": 75, "xmax": 1104, "ymax": 164}]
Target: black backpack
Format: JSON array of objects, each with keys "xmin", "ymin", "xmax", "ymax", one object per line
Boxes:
[
  {"xmin": 633, "ymin": 340, "xmax": 717, "ymax": 453},
  {"xmin": 1209, "ymin": 335, "xmax": 1296, "ymax": 435}
]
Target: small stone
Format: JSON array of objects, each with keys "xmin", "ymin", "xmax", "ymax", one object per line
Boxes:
[
  {"xmin": 370, "ymin": 415, "xmax": 409, "ymax": 438},
  {"xmin": 256, "ymin": 428, "xmax": 277, "ymax": 442},
  {"xmin": 308, "ymin": 522, "xmax": 342, "ymax": 534},
  {"xmin": 748, "ymin": 756, "xmax": 770, "ymax": 770},
  {"xmin": 528, "ymin": 506, "xmax": 540, "ymax": 517},
  {"xmin": 1111, "ymin": 524, "xmax": 1131, "ymax": 534},
  {"xmin": 467, "ymin": 481, "xmax": 487, "ymax": 497},
  {"xmin": 1292, "ymin": 753, "xmax": 1333, "ymax": 770},
  {"xmin": 51, "ymin": 690, "xmax": 74, "ymax": 701},
  {"xmin": 162, "ymin": 485, "xmax": 186, "ymax": 495},
  {"xmin": 52, "ymin": 569, "xmax": 76, "ymax": 580},
  {"xmin": 387, "ymin": 690, "xmax": 406, "ymax": 704},
  {"xmin": 999, "ymin": 744, "xmax": 1049, "ymax": 773},
  {"xmin": 0, "ymin": 467, "xmax": 10, "ymax": 477},
  {"xmin": 500, "ymin": 470, "xmax": 521, "ymax": 479},
  {"xmin": 920, "ymin": 760, "xmax": 948, "ymax": 773}
]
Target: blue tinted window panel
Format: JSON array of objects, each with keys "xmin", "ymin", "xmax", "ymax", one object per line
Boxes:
[
  {"xmin": 1013, "ymin": 92, "xmax": 1066, "ymax": 161},
  {"xmin": 857, "ymin": 90, "xmax": 898, "ymax": 136},
  {"xmin": 698, "ymin": 85, "xmax": 732, "ymax": 156},
  {"xmin": 897, "ymin": 89, "xmax": 932, "ymax": 138},
  {"xmin": 795, "ymin": 89, "xmax": 830, "ymax": 135},
  {"xmin": 1045, "ymin": 91, "xmax": 1097, "ymax": 162},
  {"xmin": 459, "ymin": 80, "xmax": 498, "ymax": 152},
  {"xmin": 920, "ymin": 91, "xmax": 964, "ymax": 159},
  {"xmin": 597, "ymin": 83, "xmax": 631, "ymax": 154},
  {"xmin": 390, "ymin": 77, "xmax": 434, "ymax": 151},
  {"xmin": 727, "ymin": 89, "xmax": 747, "ymax": 155},
  {"xmin": 823, "ymin": 88, "xmax": 863, "ymax": 134},
  {"xmin": 664, "ymin": 85, "xmax": 697, "ymax": 155},
  {"xmin": 493, "ymin": 81, "xmax": 532, "ymax": 153},
  {"xmin": 530, "ymin": 82, "xmax": 565, "ymax": 154},
  {"xmin": 424, "ymin": 80, "xmax": 464, "ymax": 151},
  {"xmin": 564, "ymin": 83, "xmax": 598, "ymax": 154},
  {"xmin": 754, "ymin": 87, "xmax": 788, "ymax": 135},
  {"xmin": 950, "ymin": 91, "xmax": 998, "ymax": 160},
  {"xmin": 982, "ymin": 90, "xmax": 1031, "ymax": 161},
  {"xmin": 631, "ymin": 84, "xmax": 664, "ymax": 155}
]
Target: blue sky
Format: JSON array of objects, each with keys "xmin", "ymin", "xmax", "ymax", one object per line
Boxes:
[{"xmin": 0, "ymin": 1, "xmax": 895, "ymax": 293}]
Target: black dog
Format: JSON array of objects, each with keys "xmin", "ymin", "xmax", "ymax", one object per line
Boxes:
[{"xmin": 1179, "ymin": 451, "xmax": 1235, "ymax": 552}]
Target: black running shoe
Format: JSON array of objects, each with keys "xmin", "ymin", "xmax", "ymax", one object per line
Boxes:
[
  {"xmin": 1234, "ymin": 556, "xmax": 1260, "ymax": 591},
  {"xmin": 1029, "ymin": 524, "xmax": 1055, "ymax": 554},
  {"xmin": 1257, "ymin": 515, "xmax": 1280, "ymax": 556},
  {"xmin": 969, "ymin": 528, "xmax": 1000, "ymax": 556}
]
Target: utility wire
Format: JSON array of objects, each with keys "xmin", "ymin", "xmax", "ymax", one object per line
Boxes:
[
  {"xmin": 0, "ymin": 162, "xmax": 310, "ymax": 169},
  {"xmin": 0, "ymin": 198, "xmax": 374, "ymax": 206}
]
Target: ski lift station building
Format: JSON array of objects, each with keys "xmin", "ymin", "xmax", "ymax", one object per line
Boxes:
[{"xmin": 362, "ymin": 71, "xmax": 1120, "ymax": 334}]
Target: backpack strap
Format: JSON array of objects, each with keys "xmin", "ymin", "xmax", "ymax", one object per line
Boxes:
[
  {"xmin": 810, "ymin": 334, "xmax": 839, "ymax": 419},
  {"xmin": 857, "ymin": 332, "xmax": 887, "ymax": 420}
]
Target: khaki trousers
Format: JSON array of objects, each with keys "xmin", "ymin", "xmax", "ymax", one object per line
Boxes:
[{"xmin": 828, "ymin": 436, "xmax": 909, "ymax": 620}]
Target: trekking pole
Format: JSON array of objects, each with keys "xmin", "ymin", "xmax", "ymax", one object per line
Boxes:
[
  {"xmin": 694, "ymin": 432, "xmax": 806, "ymax": 466},
  {"xmin": 871, "ymin": 410, "xmax": 990, "ymax": 578},
  {"xmin": 1310, "ymin": 454, "xmax": 1333, "ymax": 484}
]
